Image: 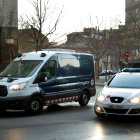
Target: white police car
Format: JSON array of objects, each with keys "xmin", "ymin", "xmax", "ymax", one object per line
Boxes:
[{"xmin": 94, "ymin": 68, "xmax": 140, "ymax": 117}]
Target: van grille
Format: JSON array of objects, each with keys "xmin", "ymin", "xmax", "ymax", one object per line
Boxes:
[{"xmin": 0, "ymin": 85, "xmax": 8, "ymax": 96}]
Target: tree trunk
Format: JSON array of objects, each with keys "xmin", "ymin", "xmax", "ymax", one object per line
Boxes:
[{"xmin": 95, "ymin": 59, "xmax": 100, "ymax": 79}]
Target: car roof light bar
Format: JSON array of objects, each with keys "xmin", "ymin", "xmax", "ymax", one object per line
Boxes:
[
  {"xmin": 122, "ymin": 68, "xmax": 140, "ymax": 72},
  {"xmin": 42, "ymin": 48, "xmax": 76, "ymax": 52}
]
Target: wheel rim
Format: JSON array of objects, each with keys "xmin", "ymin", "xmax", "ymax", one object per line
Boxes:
[
  {"xmin": 31, "ymin": 101, "xmax": 40, "ymax": 111},
  {"xmin": 83, "ymin": 94, "xmax": 88, "ymax": 103}
]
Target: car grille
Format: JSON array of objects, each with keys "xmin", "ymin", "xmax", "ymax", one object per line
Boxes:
[
  {"xmin": 110, "ymin": 97, "xmax": 124, "ymax": 103},
  {"xmin": 104, "ymin": 107, "xmax": 128, "ymax": 114},
  {"xmin": 0, "ymin": 85, "xmax": 8, "ymax": 96}
]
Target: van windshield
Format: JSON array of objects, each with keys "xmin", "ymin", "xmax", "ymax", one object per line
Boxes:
[{"xmin": 1, "ymin": 60, "xmax": 43, "ymax": 78}]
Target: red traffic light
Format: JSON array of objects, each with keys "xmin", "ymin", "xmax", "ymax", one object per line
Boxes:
[{"xmin": 124, "ymin": 51, "xmax": 129, "ymax": 58}]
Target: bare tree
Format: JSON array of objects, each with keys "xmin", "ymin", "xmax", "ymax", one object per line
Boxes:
[
  {"xmin": 116, "ymin": 9, "xmax": 140, "ymax": 68},
  {"xmin": 65, "ymin": 18, "xmax": 114, "ymax": 79},
  {"xmin": 77, "ymin": 16, "xmax": 123, "ymax": 79},
  {"xmin": 83, "ymin": 26, "xmax": 112, "ymax": 79},
  {"xmin": 19, "ymin": 0, "xmax": 63, "ymax": 51}
]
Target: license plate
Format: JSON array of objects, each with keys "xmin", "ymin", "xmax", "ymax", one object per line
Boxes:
[{"xmin": 108, "ymin": 105, "xmax": 123, "ymax": 109}]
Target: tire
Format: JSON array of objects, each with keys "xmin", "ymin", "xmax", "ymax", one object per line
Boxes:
[
  {"xmin": 25, "ymin": 96, "xmax": 43, "ymax": 115},
  {"xmin": 79, "ymin": 90, "xmax": 89, "ymax": 106},
  {"xmin": 0, "ymin": 108, "xmax": 7, "ymax": 113}
]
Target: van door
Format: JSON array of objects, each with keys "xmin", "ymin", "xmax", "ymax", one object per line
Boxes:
[
  {"xmin": 57, "ymin": 54, "xmax": 81, "ymax": 97},
  {"xmin": 35, "ymin": 58, "xmax": 59, "ymax": 99}
]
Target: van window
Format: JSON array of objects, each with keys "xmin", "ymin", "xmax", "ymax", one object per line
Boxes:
[
  {"xmin": 80, "ymin": 55, "xmax": 93, "ymax": 75},
  {"xmin": 46, "ymin": 60, "xmax": 56, "ymax": 79},
  {"xmin": 58, "ymin": 54, "xmax": 80, "ymax": 77},
  {"xmin": 1, "ymin": 60, "xmax": 43, "ymax": 78},
  {"xmin": 39, "ymin": 60, "xmax": 56, "ymax": 80}
]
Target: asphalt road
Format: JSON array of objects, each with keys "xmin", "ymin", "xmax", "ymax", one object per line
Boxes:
[{"xmin": 0, "ymin": 86, "xmax": 140, "ymax": 140}]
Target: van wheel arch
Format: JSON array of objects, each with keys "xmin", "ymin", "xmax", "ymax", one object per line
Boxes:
[{"xmin": 79, "ymin": 89, "xmax": 90, "ymax": 106}]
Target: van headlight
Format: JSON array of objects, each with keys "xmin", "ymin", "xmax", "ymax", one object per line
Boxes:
[
  {"xmin": 10, "ymin": 83, "xmax": 27, "ymax": 91},
  {"xmin": 97, "ymin": 94, "xmax": 105, "ymax": 102},
  {"xmin": 129, "ymin": 97, "xmax": 140, "ymax": 104}
]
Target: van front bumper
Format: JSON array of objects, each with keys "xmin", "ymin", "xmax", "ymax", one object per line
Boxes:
[{"xmin": 0, "ymin": 96, "xmax": 31, "ymax": 110}]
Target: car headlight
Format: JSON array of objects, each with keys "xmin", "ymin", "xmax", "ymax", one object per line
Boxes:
[
  {"xmin": 97, "ymin": 94, "xmax": 105, "ymax": 102},
  {"xmin": 130, "ymin": 97, "xmax": 140, "ymax": 104},
  {"xmin": 10, "ymin": 82, "xmax": 27, "ymax": 91}
]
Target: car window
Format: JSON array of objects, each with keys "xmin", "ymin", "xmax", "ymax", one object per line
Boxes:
[{"xmin": 108, "ymin": 74, "xmax": 140, "ymax": 88}]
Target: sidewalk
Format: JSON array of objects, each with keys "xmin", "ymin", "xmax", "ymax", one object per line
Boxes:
[
  {"xmin": 95, "ymin": 75, "xmax": 113, "ymax": 86},
  {"xmin": 95, "ymin": 78, "xmax": 105, "ymax": 86}
]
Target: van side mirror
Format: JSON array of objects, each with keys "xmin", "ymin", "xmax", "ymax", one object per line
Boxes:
[
  {"xmin": 44, "ymin": 76, "xmax": 48, "ymax": 82},
  {"xmin": 37, "ymin": 72, "xmax": 46, "ymax": 82}
]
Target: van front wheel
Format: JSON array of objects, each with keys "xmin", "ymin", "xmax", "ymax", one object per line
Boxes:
[
  {"xmin": 25, "ymin": 96, "xmax": 43, "ymax": 115},
  {"xmin": 0, "ymin": 108, "xmax": 6, "ymax": 113},
  {"xmin": 79, "ymin": 90, "xmax": 89, "ymax": 106}
]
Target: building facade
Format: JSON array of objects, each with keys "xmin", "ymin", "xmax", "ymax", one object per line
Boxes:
[
  {"xmin": 18, "ymin": 28, "xmax": 49, "ymax": 53},
  {"xmin": 125, "ymin": 0, "xmax": 140, "ymax": 26},
  {"xmin": 125, "ymin": 0, "xmax": 140, "ymax": 67},
  {"xmin": 0, "ymin": 0, "xmax": 18, "ymax": 72}
]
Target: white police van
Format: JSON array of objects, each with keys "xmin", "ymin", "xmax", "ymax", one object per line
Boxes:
[{"xmin": 0, "ymin": 49, "xmax": 96, "ymax": 115}]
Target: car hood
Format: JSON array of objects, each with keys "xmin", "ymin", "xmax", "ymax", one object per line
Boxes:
[{"xmin": 102, "ymin": 86, "xmax": 140, "ymax": 99}]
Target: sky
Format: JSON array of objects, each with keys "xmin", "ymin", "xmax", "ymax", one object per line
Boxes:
[{"xmin": 18, "ymin": 0, "xmax": 125, "ymax": 42}]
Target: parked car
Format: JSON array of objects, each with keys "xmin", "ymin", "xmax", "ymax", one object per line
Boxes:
[
  {"xmin": 95, "ymin": 68, "xmax": 140, "ymax": 117},
  {"xmin": 99, "ymin": 69, "xmax": 115, "ymax": 76}
]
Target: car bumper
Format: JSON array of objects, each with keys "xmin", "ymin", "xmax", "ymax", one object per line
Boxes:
[
  {"xmin": 0, "ymin": 96, "xmax": 31, "ymax": 110},
  {"xmin": 95, "ymin": 102, "xmax": 140, "ymax": 116}
]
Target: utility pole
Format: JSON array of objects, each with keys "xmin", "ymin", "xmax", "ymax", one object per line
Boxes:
[
  {"xmin": 37, "ymin": 0, "xmax": 42, "ymax": 51},
  {"xmin": 0, "ymin": 27, "xmax": 2, "ymax": 72}
]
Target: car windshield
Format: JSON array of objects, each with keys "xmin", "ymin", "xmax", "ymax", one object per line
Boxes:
[
  {"xmin": 108, "ymin": 74, "xmax": 140, "ymax": 88},
  {"xmin": 0, "ymin": 60, "xmax": 43, "ymax": 78}
]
